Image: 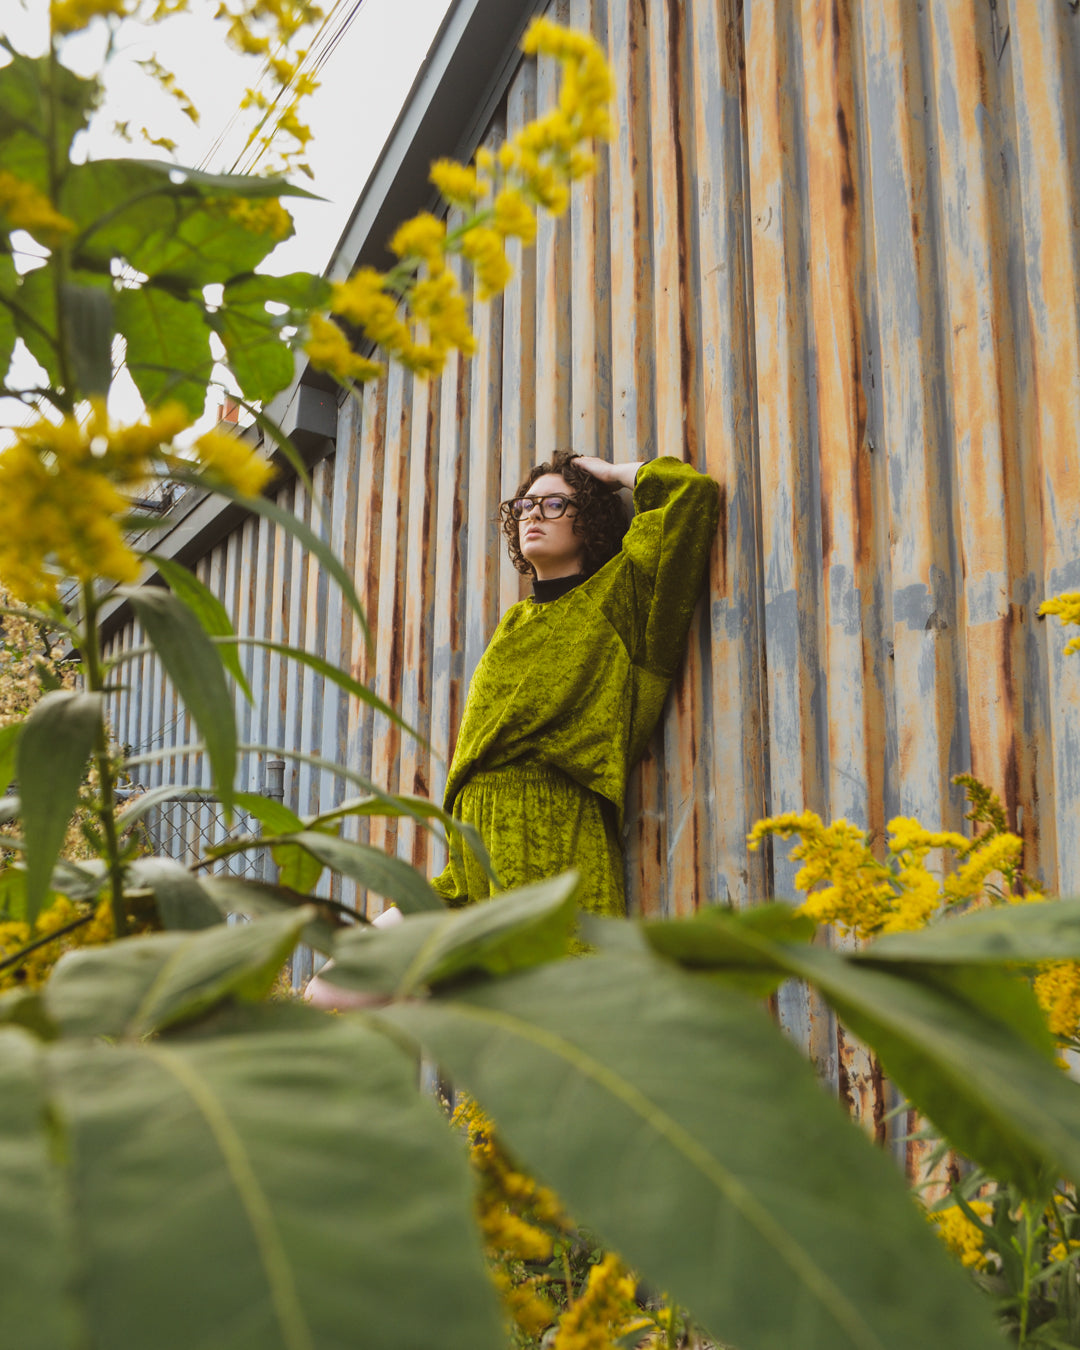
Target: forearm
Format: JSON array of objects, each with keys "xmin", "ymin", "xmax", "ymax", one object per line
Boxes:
[{"xmin": 610, "ymin": 461, "xmax": 643, "ymax": 490}]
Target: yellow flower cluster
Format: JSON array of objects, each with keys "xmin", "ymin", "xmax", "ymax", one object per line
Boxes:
[
  {"xmin": 551, "ymin": 1253, "xmax": 638, "ymax": 1350},
  {"xmin": 1033, "ymin": 963, "xmax": 1080, "ymax": 1040},
  {"xmin": 1040, "ymin": 592, "xmax": 1080, "ymax": 656},
  {"xmin": 748, "ymin": 809, "xmax": 1023, "ymax": 940},
  {"xmin": 0, "ymin": 172, "xmax": 75, "ymax": 246},
  {"xmin": 0, "ymin": 894, "xmax": 114, "ymax": 992},
  {"xmin": 303, "ymin": 315, "xmax": 384, "ymax": 384},
  {"xmin": 223, "ymin": 196, "xmax": 293, "ymax": 240},
  {"xmin": 183, "ymin": 429, "xmax": 274, "ymax": 498},
  {"xmin": 49, "ymin": 0, "xmax": 130, "ymax": 36},
  {"xmin": 305, "ymin": 19, "xmax": 611, "ymax": 387},
  {"xmin": 927, "ymin": 1201, "xmax": 992, "ymax": 1271},
  {"xmin": 0, "ymin": 403, "xmax": 271, "ymax": 603}
]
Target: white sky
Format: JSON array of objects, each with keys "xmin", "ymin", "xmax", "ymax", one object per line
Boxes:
[{"xmin": 1, "ymin": 0, "xmax": 454, "ymax": 428}]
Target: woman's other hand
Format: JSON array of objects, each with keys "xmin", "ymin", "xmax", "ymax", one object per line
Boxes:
[{"xmin": 573, "ymin": 456, "xmax": 642, "ymax": 490}]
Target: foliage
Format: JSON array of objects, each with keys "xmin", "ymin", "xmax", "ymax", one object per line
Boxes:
[{"xmin": 0, "ymin": 6, "xmax": 1079, "ymax": 1350}]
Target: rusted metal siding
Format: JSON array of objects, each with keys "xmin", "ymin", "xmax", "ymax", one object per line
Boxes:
[{"xmin": 105, "ymin": 0, "xmax": 1080, "ymax": 1067}]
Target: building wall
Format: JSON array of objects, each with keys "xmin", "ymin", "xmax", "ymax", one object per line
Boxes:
[{"xmin": 106, "ymin": 0, "xmax": 1080, "ymax": 1095}]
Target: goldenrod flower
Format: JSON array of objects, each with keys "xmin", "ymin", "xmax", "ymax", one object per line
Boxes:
[
  {"xmin": 927, "ymin": 1201, "xmax": 992, "ymax": 1271},
  {"xmin": 551, "ymin": 1253, "xmax": 638, "ymax": 1350},
  {"xmin": 225, "ymin": 196, "xmax": 293, "ymax": 240},
  {"xmin": 49, "ymin": 0, "xmax": 130, "ymax": 36},
  {"xmin": 330, "ymin": 268, "xmax": 412, "ymax": 353},
  {"xmin": 186, "ymin": 429, "xmax": 273, "ymax": 498},
  {"xmin": 1033, "ymin": 963, "xmax": 1080, "ymax": 1039},
  {"xmin": 0, "ymin": 172, "xmax": 75, "ymax": 246},
  {"xmin": 304, "ymin": 314, "xmax": 384, "ymax": 384},
  {"xmin": 429, "ymin": 158, "xmax": 488, "ymax": 207},
  {"xmin": 1040, "ymin": 592, "xmax": 1080, "ymax": 655},
  {"xmin": 389, "ymin": 213, "xmax": 447, "ymax": 276},
  {"xmin": 0, "ymin": 896, "xmax": 116, "ymax": 993},
  {"xmin": 460, "ymin": 226, "xmax": 512, "ymax": 300},
  {"xmin": 492, "ymin": 188, "xmax": 537, "ymax": 243}
]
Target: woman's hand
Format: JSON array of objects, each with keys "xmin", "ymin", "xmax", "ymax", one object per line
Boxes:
[{"xmin": 573, "ymin": 456, "xmax": 642, "ymax": 490}]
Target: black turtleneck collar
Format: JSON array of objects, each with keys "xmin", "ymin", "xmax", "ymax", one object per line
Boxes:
[{"xmin": 531, "ymin": 572, "xmax": 587, "ymax": 604}]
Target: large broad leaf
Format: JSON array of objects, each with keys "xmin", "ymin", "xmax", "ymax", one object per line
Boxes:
[
  {"xmin": 125, "ymin": 856, "xmax": 222, "ymax": 932},
  {"xmin": 0, "ymin": 52, "xmax": 95, "ymax": 189},
  {"xmin": 260, "ymin": 831, "xmax": 441, "ymax": 915},
  {"xmin": 61, "ymin": 276, "xmax": 114, "ymax": 398},
  {"xmin": 115, "ymin": 285, "xmax": 212, "ymax": 417},
  {"xmin": 860, "ymin": 898, "xmax": 1080, "ymax": 964},
  {"xmin": 16, "ymin": 690, "xmax": 102, "ymax": 925},
  {"xmin": 14, "ymin": 263, "xmax": 59, "ymax": 385},
  {"xmin": 127, "ymin": 196, "xmax": 293, "ymax": 289},
  {"xmin": 0, "ymin": 1031, "xmax": 80, "ymax": 1350},
  {"xmin": 150, "ymin": 555, "xmax": 253, "ymax": 701},
  {"xmin": 0, "ymin": 1012, "xmax": 504, "ymax": 1350},
  {"xmin": 379, "ymin": 953, "xmax": 1001, "ymax": 1350},
  {"xmin": 43, "ymin": 908, "xmax": 310, "ymax": 1040},
  {"xmin": 213, "ymin": 301, "xmax": 296, "ymax": 404},
  {"xmin": 0, "ymin": 721, "xmax": 21, "ymax": 795},
  {"xmin": 65, "ymin": 159, "xmax": 188, "ymax": 267},
  {"xmin": 224, "ymin": 270, "xmax": 331, "ymax": 313},
  {"xmin": 125, "ymin": 588, "xmax": 237, "ymax": 813},
  {"xmin": 328, "ymin": 872, "xmax": 579, "ymax": 1000},
  {"xmin": 200, "ymin": 875, "xmax": 345, "ymax": 955},
  {"xmin": 646, "ymin": 910, "xmax": 1080, "ymax": 1199}
]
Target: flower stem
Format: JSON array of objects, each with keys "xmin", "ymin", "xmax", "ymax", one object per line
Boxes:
[
  {"xmin": 79, "ymin": 582, "xmax": 126, "ymax": 936},
  {"xmin": 1018, "ymin": 1200, "xmax": 1038, "ymax": 1347}
]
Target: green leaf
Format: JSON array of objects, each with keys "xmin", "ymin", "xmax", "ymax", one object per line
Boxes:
[
  {"xmin": 16, "ymin": 690, "xmax": 102, "ymax": 925},
  {"xmin": 125, "ymin": 588, "xmax": 237, "ymax": 814},
  {"xmin": 218, "ymin": 637, "xmax": 424, "ymax": 750},
  {"xmin": 0, "ymin": 865, "xmax": 27, "ymax": 924},
  {"xmin": 644, "ymin": 903, "xmax": 813, "ymax": 997},
  {"xmin": 0, "ymin": 252, "xmax": 18, "ymax": 379},
  {"xmin": 14, "ymin": 263, "xmax": 59, "ymax": 385},
  {"xmin": 645, "ymin": 911, "xmax": 1080, "ymax": 1197},
  {"xmin": 121, "ymin": 160, "xmax": 319, "ymax": 201},
  {"xmin": 126, "ymin": 856, "xmax": 222, "ymax": 931},
  {"xmin": 860, "ymin": 898, "xmax": 1080, "ymax": 964},
  {"xmin": 213, "ymin": 300, "xmax": 297, "ymax": 403},
  {"xmin": 233, "ymin": 790, "xmax": 323, "ymax": 894},
  {"xmin": 379, "ymin": 953, "xmax": 1001, "ymax": 1350},
  {"xmin": 223, "ymin": 271, "xmax": 331, "ymax": 312},
  {"xmin": 43, "ymin": 908, "xmax": 310, "ymax": 1039},
  {"xmin": 329, "ymin": 872, "xmax": 579, "ymax": 999},
  {"xmin": 193, "ymin": 486, "xmax": 371, "ymax": 656},
  {"xmin": 61, "ymin": 276, "xmax": 113, "ymax": 398},
  {"xmin": 115, "ymin": 285, "xmax": 212, "ymax": 417},
  {"xmin": 149, "ymin": 555, "xmax": 253, "ymax": 701},
  {"xmin": 0, "ymin": 1013, "xmax": 504, "ymax": 1350},
  {"xmin": 0, "ymin": 51, "xmax": 95, "ymax": 189},
  {"xmin": 199, "ymin": 875, "xmax": 343, "ymax": 955},
  {"xmin": 266, "ymin": 831, "xmax": 441, "ymax": 915},
  {"xmin": 0, "ymin": 721, "xmax": 20, "ymax": 794},
  {"xmin": 64, "ymin": 158, "xmax": 182, "ymax": 266},
  {"xmin": 0, "ymin": 1030, "xmax": 80, "ymax": 1350},
  {"xmin": 0, "ymin": 988, "xmax": 57, "ymax": 1040},
  {"xmin": 782, "ymin": 943, "xmax": 1079, "ymax": 1199}
]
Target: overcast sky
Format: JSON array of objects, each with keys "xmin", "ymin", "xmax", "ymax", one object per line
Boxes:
[{"xmin": 2, "ymin": 0, "xmax": 454, "ymax": 428}]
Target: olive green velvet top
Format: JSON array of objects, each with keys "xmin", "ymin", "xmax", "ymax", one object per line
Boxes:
[{"xmin": 441, "ymin": 456, "xmax": 720, "ymax": 830}]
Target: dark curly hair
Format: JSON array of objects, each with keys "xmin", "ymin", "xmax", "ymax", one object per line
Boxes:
[{"xmin": 500, "ymin": 450, "xmax": 629, "ymax": 578}]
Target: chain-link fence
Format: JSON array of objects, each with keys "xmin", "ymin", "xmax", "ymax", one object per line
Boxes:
[{"xmin": 127, "ymin": 760, "xmax": 286, "ymax": 882}]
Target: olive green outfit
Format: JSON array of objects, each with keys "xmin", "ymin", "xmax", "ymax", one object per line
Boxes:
[{"xmin": 432, "ymin": 456, "xmax": 720, "ymax": 915}]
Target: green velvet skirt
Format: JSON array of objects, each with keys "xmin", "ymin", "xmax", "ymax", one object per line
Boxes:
[{"xmin": 431, "ymin": 763, "xmax": 625, "ymax": 917}]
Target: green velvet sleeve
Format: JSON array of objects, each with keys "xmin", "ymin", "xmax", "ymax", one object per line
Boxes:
[{"xmin": 621, "ymin": 456, "xmax": 720, "ymax": 677}]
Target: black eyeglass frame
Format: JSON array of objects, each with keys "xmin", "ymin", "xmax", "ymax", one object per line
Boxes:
[{"xmin": 499, "ymin": 493, "xmax": 579, "ymax": 521}]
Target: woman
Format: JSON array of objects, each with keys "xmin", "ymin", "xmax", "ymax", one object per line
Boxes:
[{"xmin": 432, "ymin": 451, "xmax": 719, "ymax": 916}]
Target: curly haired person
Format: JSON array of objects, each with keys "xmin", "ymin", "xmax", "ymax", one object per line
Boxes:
[{"xmin": 432, "ymin": 451, "xmax": 719, "ymax": 917}]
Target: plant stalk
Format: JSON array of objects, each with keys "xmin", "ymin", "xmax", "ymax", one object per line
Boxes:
[{"xmin": 79, "ymin": 582, "xmax": 127, "ymax": 936}]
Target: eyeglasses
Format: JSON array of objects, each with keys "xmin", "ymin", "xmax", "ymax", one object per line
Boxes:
[{"xmin": 501, "ymin": 493, "xmax": 578, "ymax": 521}]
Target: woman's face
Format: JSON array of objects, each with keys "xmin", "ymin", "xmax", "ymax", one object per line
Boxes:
[{"xmin": 517, "ymin": 472, "xmax": 585, "ymax": 580}]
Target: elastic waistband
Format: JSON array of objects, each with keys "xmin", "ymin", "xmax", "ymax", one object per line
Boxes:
[{"xmin": 462, "ymin": 763, "xmax": 578, "ymax": 792}]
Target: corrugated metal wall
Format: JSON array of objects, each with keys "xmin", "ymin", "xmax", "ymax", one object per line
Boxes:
[{"xmin": 106, "ymin": 0, "xmax": 1080, "ymax": 1077}]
